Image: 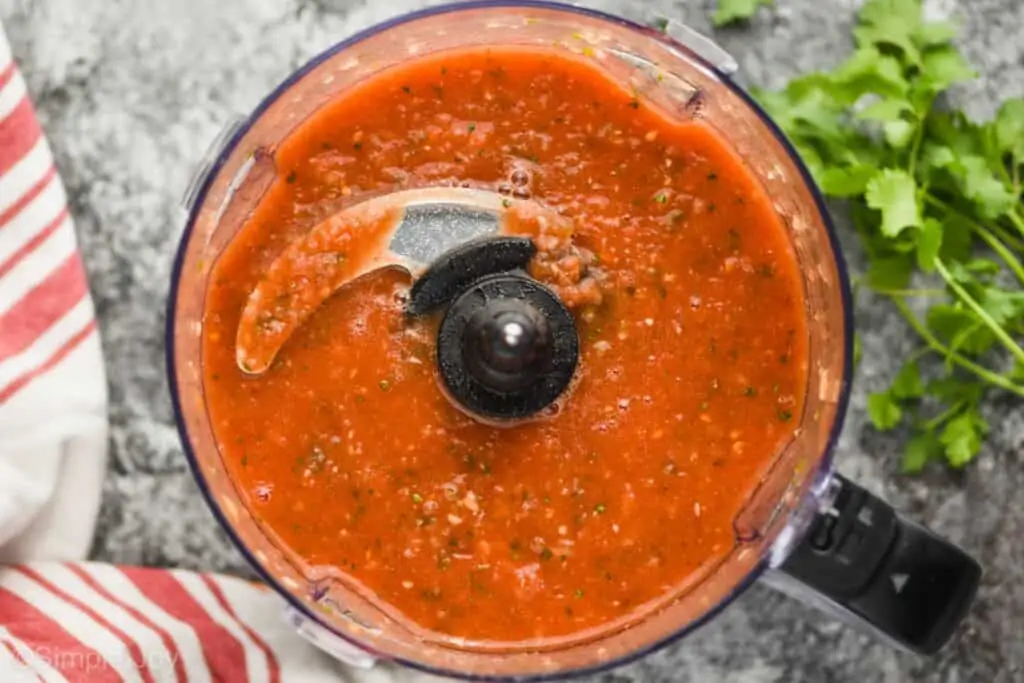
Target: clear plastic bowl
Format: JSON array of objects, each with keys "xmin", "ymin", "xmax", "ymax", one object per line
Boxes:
[{"xmin": 168, "ymin": 2, "xmax": 852, "ymax": 679}]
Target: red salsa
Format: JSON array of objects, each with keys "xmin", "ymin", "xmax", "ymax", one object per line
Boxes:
[{"xmin": 202, "ymin": 47, "xmax": 808, "ymax": 642}]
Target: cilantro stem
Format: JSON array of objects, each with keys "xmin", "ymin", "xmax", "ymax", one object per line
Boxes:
[
  {"xmin": 992, "ymin": 224, "xmax": 1024, "ymax": 253},
  {"xmin": 907, "ymin": 120, "xmax": 927, "ymax": 180},
  {"xmin": 870, "ymin": 287, "xmax": 946, "ymax": 298},
  {"xmin": 925, "ymin": 194, "xmax": 1024, "ymax": 271},
  {"xmin": 1010, "ymin": 210, "xmax": 1024, "ymax": 240},
  {"xmin": 890, "ymin": 297, "xmax": 1024, "ymax": 398},
  {"xmin": 972, "ymin": 222, "xmax": 1024, "ymax": 285},
  {"xmin": 935, "ymin": 258, "xmax": 1024, "ymax": 364},
  {"xmin": 923, "ymin": 401, "xmax": 965, "ymax": 431}
]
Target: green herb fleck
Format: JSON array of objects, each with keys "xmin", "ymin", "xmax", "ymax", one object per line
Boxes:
[
  {"xmin": 654, "ymin": 191, "xmax": 669, "ymax": 204},
  {"xmin": 468, "ymin": 123, "xmax": 477, "ymax": 133},
  {"xmin": 379, "ymin": 379, "xmax": 391, "ymax": 391},
  {"xmin": 401, "ymin": 85, "xmax": 412, "ymax": 94},
  {"xmin": 744, "ymin": 386, "xmax": 757, "ymax": 397},
  {"xmin": 777, "ymin": 408, "xmax": 793, "ymax": 422},
  {"xmin": 411, "ymin": 492, "xmax": 423, "ymax": 504},
  {"xmin": 594, "ymin": 503, "xmax": 606, "ymax": 514},
  {"xmin": 285, "ymin": 171, "xmax": 297, "ymax": 184}
]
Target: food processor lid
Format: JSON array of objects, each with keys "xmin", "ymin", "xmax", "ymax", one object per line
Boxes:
[{"xmin": 235, "ymin": 187, "xmax": 582, "ymax": 421}]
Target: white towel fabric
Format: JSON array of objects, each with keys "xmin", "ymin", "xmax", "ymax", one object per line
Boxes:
[{"xmin": 0, "ymin": 21, "xmax": 108, "ymax": 563}]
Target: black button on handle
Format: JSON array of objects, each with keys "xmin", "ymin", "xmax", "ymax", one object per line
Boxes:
[
  {"xmin": 808, "ymin": 513, "xmax": 838, "ymax": 551},
  {"xmin": 773, "ymin": 474, "xmax": 981, "ymax": 655}
]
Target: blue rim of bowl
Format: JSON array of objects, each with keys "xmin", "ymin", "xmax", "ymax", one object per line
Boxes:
[{"xmin": 166, "ymin": 1, "xmax": 855, "ymax": 680}]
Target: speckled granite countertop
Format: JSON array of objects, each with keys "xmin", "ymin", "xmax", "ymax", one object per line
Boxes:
[{"xmin": 2, "ymin": 0, "xmax": 1022, "ymax": 680}]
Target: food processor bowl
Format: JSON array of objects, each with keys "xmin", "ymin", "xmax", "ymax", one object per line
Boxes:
[{"xmin": 169, "ymin": 2, "xmax": 981, "ymax": 679}]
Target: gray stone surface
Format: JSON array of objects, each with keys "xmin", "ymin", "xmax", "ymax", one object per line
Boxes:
[{"xmin": 2, "ymin": 0, "xmax": 1022, "ymax": 680}]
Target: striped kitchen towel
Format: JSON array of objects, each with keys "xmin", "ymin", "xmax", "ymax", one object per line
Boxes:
[
  {"xmin": 0, "ymin": 562, "xmax": 399, "ymax": 683},
  {"xmin": 0, "ymin": 21, "xmax": 108, "ymax": 561}
]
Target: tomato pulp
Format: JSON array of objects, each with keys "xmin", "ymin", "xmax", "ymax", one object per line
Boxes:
[{"xmin": 202, "ymin": 47, "xmax": 808, "ymax": 643}]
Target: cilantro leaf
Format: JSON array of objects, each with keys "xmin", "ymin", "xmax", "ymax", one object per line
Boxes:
[
  {"xmin": 982, "ymin": 288, "xmax": 1024, "ymax": 326},
  {"xmin": 914, "ymin": 21, "xmax": 958, "ymax": 47},
  {"xmin": 891, "ymin": 360, "xmax": 925, "ymax": 399},
  {"xmin": 854, "ymin": 24, "xmax": 920, "ymax": 67},
  {"xmin": 868, "ymin": 392, "xmax": 903, "ymax": 430},
  {"xmin": 819, "ymin": 165, "xmax": 879, "ymax": 197},
  {"xmin": 857, "ymin": 0, "xmax": 922, "ymax": 30},
  {"xmin": 829, "ymin": 48, "xmax": 909, "ymax": 104},
  {"xmin": 867, "ymin": 253, "xmax": 915, "ymax": 290},
  {"xmin": 865, "ymin": 169, "xmax": 922, "ymax": 237},
  {"xmin": 917, "ymin": 46, "xmax": 977, "ymax": 93},
  {"xmin": 712, "ymin": 0, "xmax": 773, "ymax": 26},
  {"xmin": 994, "ymin": 98, "xmax": 1024, "ymax": 158},
  {"xmin": 884, "ymin": 120, "xmax": 917, "ymax": 148},
  {"xmin": 921, "ymin": 142, "xmax": 957, "ymax": 171},
  {"xmin": 925, "ymin": 111, "xmax": 986, "ymax": 159},
  {"xmin": 857, "ymin": 98, "xmax": 914, "ymax": 123},
  {"xmin": 937, "ymin": 215, "xmax": 974, "ymax": 263},
  {"xmin": 916, "ymin": 218, "xmax": 943, "ymax": 271},
  {"xmin": 901, "ymin": 431, "xmax": 941, "ymax": 473},
  {"xmin": 927, "ymin": 305, "xmax": 995, "ymax": 356},
  {"xmin": 950, "ymin": 155, "xmax": 1016, "ymax": 218},
  {"xmin": 939, "ymin": 409, "xmax": 988, "ymax": 467},
  {"xmin": 1012, "ymin": 359, "xmax": 1024, "ymax": 383}
]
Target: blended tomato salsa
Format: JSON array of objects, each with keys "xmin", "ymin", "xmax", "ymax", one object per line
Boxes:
[{"xmin": 202, "ymin": 47, "xmax": 808, "ymax": 642}]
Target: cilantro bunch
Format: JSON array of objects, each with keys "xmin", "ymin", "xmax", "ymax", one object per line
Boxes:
[
  {"xmin": 713, "ymin": 0, "xmax": 774, "ymax": 27},
  {"xmin": 750, "ymin": 0, "xmax": 1024, "ymax": 471}
]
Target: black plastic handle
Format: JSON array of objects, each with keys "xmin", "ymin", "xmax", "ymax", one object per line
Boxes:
[{"xmin": 776, "ymin": 474, "xmax": 981, "ymax": 655}]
